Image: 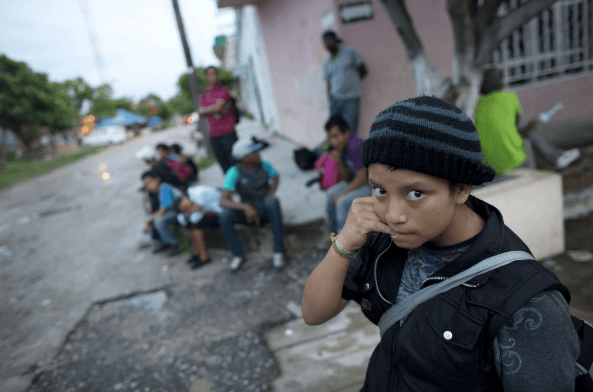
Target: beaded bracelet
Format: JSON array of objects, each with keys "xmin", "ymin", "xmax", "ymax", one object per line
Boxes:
[{"xmin": 330, "ymin": 232, "xmax": 358, "ymax": 259}]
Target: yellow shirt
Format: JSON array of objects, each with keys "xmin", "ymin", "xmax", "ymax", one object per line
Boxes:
[{"xmin": 474, "ymin": 91, "xmax": 524, "ymax": 174}]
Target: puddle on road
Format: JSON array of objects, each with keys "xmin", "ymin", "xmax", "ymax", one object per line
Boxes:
[{"xmin": 104, "ymin": 290, "xmax": 169, "ymax": 321}]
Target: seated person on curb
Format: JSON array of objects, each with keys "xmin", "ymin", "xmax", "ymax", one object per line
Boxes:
[
  {"xmin": 156, "ymin": 143, "xmax": 192, "ymax": 187},
  {"xmin": 173, "ymin": 185, "xmax": 223, "ymax": 269},
  {"xmin": 137, "ymin": 146, "xmax": 184, "ymax": 189},
  {"xmin": 218, "ymin": 138, "xmax": 285, "ymax": 271},
  {"xmin": 302, "ymin": 96, "xmax": 580, "ymax": 391},
  {"xmin": 475, "ymin": 69, "xmax": 580, "ymax": 175},
  {"xmin": 170, "ymin": 143, "xmax": 199, "ymax": 183},
  {"xmin": 324, "ymin": 115, "xmax": 370, "ymax": 235},
  {"xmin": 141, "ymin": 171, "xmax": 184, "ymax": 255}
]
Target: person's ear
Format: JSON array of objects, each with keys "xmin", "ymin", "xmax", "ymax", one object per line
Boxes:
[{"xmin": 454, "ymin": 184, "xmax": 473, "ymax": 205}]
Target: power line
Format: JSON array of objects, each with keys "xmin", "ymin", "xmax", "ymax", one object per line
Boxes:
[{"xmin": 77, "ymin": 0, "xmax": 107, "ymax": 84}]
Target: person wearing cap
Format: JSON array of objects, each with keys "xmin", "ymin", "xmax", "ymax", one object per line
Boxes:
[
  {"xmin": 302, "ymin": 96, "xmax": 579, "ymax": 390},
  {"xmin": 199, "ymin": 66, "xmax": 238, "ymax": 174},
  {"xmin": 218, "ymin": 138, "xmax": 285, "ymax": 271},
  {"xmin": 323, "ymin": 30, "xmax": 368, "ymax": 137}
]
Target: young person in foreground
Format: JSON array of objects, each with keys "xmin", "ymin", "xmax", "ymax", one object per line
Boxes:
[{"xmin": 302, "ymin": 96, "xmax": 581, "ymax": 391}]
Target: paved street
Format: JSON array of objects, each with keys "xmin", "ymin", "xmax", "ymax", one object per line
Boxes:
[
  {"xmin": 3, "ymin": 120, "xmax": 593, "ymax": 392},
  {"xmin": 0, "ymin": 124, "xmax": 228, "ymax": 391}
]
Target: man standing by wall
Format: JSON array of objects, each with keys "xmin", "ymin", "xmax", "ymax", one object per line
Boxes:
[
  {"xmin": 323, "ymin": 30, "xmax": 368, "ymax": 137},
  {"xmin": 199, "ymin": 66, "xmax": 238, "ymax": 174}
]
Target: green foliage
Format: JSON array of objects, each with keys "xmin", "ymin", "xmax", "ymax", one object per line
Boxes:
[
  {"xmin": 0, "ymin": 145, "xmax": 106, "ymax": 189},
  {"xmin": 177, "ymin": 66, "xmax": 234, "ymax": 96},
  {"xmin": 62, "ymin": 77, "xmax": 94, "ymax": 115},
  {"xmin": 197, "ymin": 157, "xmax": 216, "ymax": 170},
  {"xmin": 0, "ymin": 54, "xmax": 78, "ymax": 146},
  {"xmin": 166, "ymin": 93, "xmax": 194, "ymax": 116},
  {"xmin": 165, "ymin": 66, "xmax": 234, "ymax": 116},
  {"xmin": 143, "ymin": 92, "xmax": 173, "ymax": 119},
  {"xmin": 132, "ymin": 105, "xmax": 151, "ymax": 117},
  {"xmin": 88, "ymin": 90, "xmax": 134, "ymax": 119}
]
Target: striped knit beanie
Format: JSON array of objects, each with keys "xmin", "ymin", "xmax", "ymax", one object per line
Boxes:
[{"xmin": 362, "ymin": 96, "xmax": 495, "ymax": 186}]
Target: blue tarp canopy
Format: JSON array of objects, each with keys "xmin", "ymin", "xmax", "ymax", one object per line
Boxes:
[
  {"xmin": 148, "ymin": 116, "xmax": 162, "ymax": 125},
  {"xmin": 97, "ymin": 109, "xmax": 147, "ymax": 127}
]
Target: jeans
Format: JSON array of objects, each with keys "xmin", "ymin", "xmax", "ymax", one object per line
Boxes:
[
  {"xmin": 522, "ymin": 132, "xmax": 562, "ymax": 168},
  {"xmin": 153, "ymin": 209, "xmax": 180, "ymax": 246},
  {"xmin": 330, "ymin": 97, "xmax": 361, "ymax": 136},
  {"xmin": 210, "ymin": 131, "xmax": 238, "ymax": 174},
  {"xmin": 326, "ymin": 182, "xmax": 372, "ymax": 234},
  {"xmin": 219, "ymin": 198, "xmax": 285, "ymax": 258}
]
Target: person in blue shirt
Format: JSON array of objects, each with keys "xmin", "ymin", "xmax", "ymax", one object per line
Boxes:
[
  {"xmin": 218, "ymin": 138, "xmax": 285, "ymax": 271},
  {"xmin": 141, "ymin": 171, "xmax": 184, "ymax": 254}
]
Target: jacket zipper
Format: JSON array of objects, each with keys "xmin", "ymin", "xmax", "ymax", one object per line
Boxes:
[{"xmin": 392, "ymin": 372, "xmax": 399, "ymax": 392}]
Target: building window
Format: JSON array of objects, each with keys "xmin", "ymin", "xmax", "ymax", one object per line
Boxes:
[{"xmin": 485, "ymin": 0, "xmax": 593, "ymax": 88}]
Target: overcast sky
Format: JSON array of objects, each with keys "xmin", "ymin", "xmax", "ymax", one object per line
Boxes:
[{"xmin": 0, "ymin": 0, "xmax": 236, "ymax": 101}]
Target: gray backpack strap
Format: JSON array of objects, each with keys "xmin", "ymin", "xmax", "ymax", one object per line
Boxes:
[{"xmin": 377, "ymin": 251, "xmax": 535, "ymax": 338}]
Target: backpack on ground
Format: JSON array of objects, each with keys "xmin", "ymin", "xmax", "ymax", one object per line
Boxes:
[
  {"xmin": 314, "ymin": 152, "xmax": 343, "ymax": 190},
  {"xmin": 166, "ymin": 158, "xmax": 192, "ymax": 182},
  {"xmin": 293, "ymin": 147, "xmax": 318, "ymax": 171}
]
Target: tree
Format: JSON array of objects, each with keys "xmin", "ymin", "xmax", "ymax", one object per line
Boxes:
[
  {"xmin": 165, "ymin": 92, "xmax": 194, "ymax": 116},
  {"xmin": 62, "ymin": 77, "xmax": 94, "ymax": 115},
  {"xmin": 177, "ymin": 66, "xmax": 234, "ymax": 97},
  {"xmin": 0, "ymin": 54, "xmax": 77, "ymax": 166},
  {"xmin": 166, "ymin": 66, "xmax": 234, "ymax": 116},
  {"xmin": 380, "ymin": 0, "xmax": 557, "ymax": 116},
  {"xmin": 88, "ymin": 84, "xmax": 134, "ymax": 119}
]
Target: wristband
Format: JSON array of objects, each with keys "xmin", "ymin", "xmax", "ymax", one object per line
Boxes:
[{"xmin": 330, "ymin": 232, "xmax": 358, "ymax": 259}]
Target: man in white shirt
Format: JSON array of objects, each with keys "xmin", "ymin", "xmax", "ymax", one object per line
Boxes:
[{"xmin": 174, "ymin": 185, "xmax": 223, "ymax": 269}]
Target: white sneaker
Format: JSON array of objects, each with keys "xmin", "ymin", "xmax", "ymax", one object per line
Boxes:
[
  {"xmin": 556, "ymin": 148, "xmax": 580, "ymax": 170},
  {"xmin": 273, "ymin": 253, "xmax": 284, "ymax": 269},
  {"xmin": 230, "ymin": 256, "xmax": 243, "ymax": 271}
]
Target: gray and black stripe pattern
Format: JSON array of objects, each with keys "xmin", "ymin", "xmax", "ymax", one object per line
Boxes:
[{"xmin": 362, "ymin": 96, "xmax": 495, "ymax": 185}]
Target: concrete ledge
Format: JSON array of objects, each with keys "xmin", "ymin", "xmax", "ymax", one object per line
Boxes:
[
  {"xmin": 202, "ymin": 220, "xmax": 325, "ymax": 257},
  {"xmin": 266, "ymin": 303, "xmax": 378, "ymax": 392},
  {"xmin": 473, "ymin": 168, "xmax": 564, "ymax": 259}
]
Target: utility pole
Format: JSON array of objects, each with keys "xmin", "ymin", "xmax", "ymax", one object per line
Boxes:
[{"xmin": 171, "ymin": 0, "xmax": 214, "ymax": 158}]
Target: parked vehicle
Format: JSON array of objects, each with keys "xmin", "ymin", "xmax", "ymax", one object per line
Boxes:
[
  {"xmin": 148, "ymin": 116, "xmax": 164, "ymax": 131},
  {"xmin": 81, "ymin": 125, "xmax": 127, "ymax": 147}
]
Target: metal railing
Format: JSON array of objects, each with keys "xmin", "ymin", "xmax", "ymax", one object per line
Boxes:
[{"xmin": 485, "ymin": 0, "xmax": 593, "ymax": 88}]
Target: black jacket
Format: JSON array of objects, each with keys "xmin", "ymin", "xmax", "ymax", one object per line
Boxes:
[{"xmin": 343, "ymin": 196, "xmax": 569, "ymax": 391}]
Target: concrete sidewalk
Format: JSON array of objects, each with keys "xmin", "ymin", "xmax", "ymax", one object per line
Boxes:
[
  {"xmin": 197, "ymin": 120, "xmax": 377, "ymax": 391},
  {"xmin": 266, "ymin": 303, "xmax": 377, "ymax": 392}
]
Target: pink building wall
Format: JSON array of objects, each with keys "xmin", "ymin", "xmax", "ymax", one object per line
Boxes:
[
  {"xmin": 254, "ymin": 0, "xmax": 593, "ymax": 147},
  {"xmin": 515, "ymin": 75, "xmax": 593, "ymax": 123},
  {"xmin": 256, "ymin": 0, "xmax": 335, "ymax": 147},
  {"xmin": 332, "ymin": 0, "xmax": 455, "ymax": 139}
]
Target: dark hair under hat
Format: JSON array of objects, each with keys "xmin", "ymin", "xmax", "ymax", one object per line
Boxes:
[
  {"xmin": 322, "ymin": 30, "xmax": 342, "ymax": 42},
  {"xmin": 362, "ymin": 96, "xmax": 495, "ymax": 186}
]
